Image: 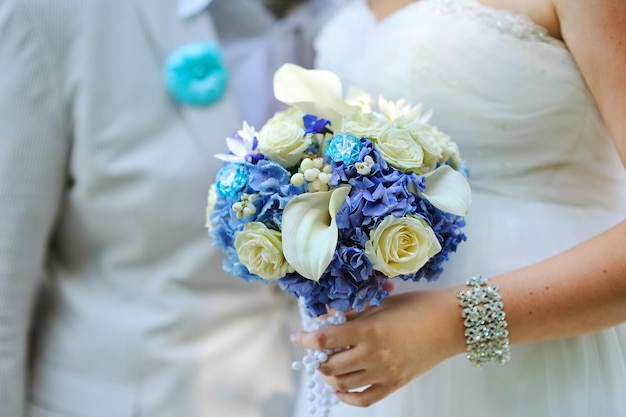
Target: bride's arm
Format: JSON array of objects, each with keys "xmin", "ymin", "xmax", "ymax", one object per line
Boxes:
[
  {"xmin": 558, "ymin": 0, "xmax": 626, "ymax": 163},
  {"xmin": 292, "ymin": 223, "xmax": 626, "ymax": 407},
  {"xmin": 493, "ymin": 222, "xmax": 626, "ymax": 344},
  {"xmin": 291, "ymin": 0, "xmax": 626, "ymax": 407}
]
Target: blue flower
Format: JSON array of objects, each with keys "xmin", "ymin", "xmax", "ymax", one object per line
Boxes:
[
  {"xmin": 164, "ymin": 42, "xmax": 228, "ymax": 106},
  {"xmin": 303, "ymin": 114, "xmax": 332, "ymax": 135},
  {"xmin": 246, "ymin": 159, "xmax": 291, "ymax": 194},
  {"xmin": 331, "ymin": 245, "xmax": 373, "ymax": 282}
]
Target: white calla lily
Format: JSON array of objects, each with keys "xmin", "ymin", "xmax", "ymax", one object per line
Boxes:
[
  {"xmin": 273, "ymin": 63, "xmax": 358, "ymax": 129},
  {"xmin": 419, "ymin": 165, "xmax": 471, "ymax": 217},
  {"xmin": 282, "ymin": 185, "xmax": 352, "ymax": 282}
]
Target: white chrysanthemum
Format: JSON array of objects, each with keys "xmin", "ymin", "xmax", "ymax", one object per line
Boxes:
[
  {"xmin": 378, "ymin": 96, "xmax": 425, "ymax": 122},
  {"xmin": 345, "ymin": 87, "xmax": 374, "ymax": 113}
]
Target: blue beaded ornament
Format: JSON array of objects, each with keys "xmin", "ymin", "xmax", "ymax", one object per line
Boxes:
[{"xmin": 325, "ymin": 132, "xmax": 363, "ymax": 165}]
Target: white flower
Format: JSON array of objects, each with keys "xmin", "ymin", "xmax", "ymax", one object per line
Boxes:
[
  {"xmin": 355, "ymin": 155, "xmax": 375, "ymax": 175},
  {"xmin": 273, "ymin": 63, "xmax": 359, "ymax": 129},
  {"xmin": 264, "ymin": 106, "xmax": 305, "ymax": 127},
  {"xmin": 373, "ymin": 126, "xmax": 426, "ymax": 172},
  {"xmin": 341, "ymin": 107, "xmax": 449, "ymax": 173},
  {"xmin": 258, "ymin": 109, "xmax": 312, "ymax": 167},
  {"xmin": 234, "ymin": 222, "xmax": 292, "ymax": 281},
  {"xmin": 345, "ymin": 87, "xmax": 374, "ymax": 113},
  {"xmin": 418, "ymin": 165, "xmax": 472, "ymax": 217},
  {"xmin": 341, "ymin": 111, "xmax": 390, "ymax": 139},
  {"xmin": 282, "ymin": 185, "xmax": 351, "ymax": 281},
  {"xmin": 215, "ymin": 121, "xmax": 259, "ymax": 163},
  {"xmin": 205, "ymin": 184, "xmax": 218, "ymax": 230},
  {"xmin": 378, "ymin": 97, "xmax": 426, "ymax": 122},
  {"xmin": 438, "ymin": 130, "xmax": 463, "ymax": 168},
  {"xmin": 407, "ymin": 123, "xmax": 445, "ymax": 168},
  {"xmin": 365, "ymin": 215, "xmax": 442, "ymax": 278}
]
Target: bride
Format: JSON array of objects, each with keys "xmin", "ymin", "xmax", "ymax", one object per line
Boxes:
[{"xmin": 292, "ymin": 0, "xmax": 626, "ymax": 416}]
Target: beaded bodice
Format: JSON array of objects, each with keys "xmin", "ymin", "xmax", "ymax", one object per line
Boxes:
[
  {"xmin": 314, "ymin": 0, "xmax": 626, "ymax": 211},
  {"xmin": 435, "ymin": 0, "xmax": 560, "ymax": 45}
]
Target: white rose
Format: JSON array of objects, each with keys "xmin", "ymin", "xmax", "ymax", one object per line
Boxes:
[
  {"xmin": 205, "ymin": 184, "xmax": 217, "ymax": 231},
  {"xmin": 365, "ymin": 214, "xmax": 441, "ymax": 277},
  {"xmin": 234, "ymin": 222, "xmax": 292, "ymax": 281},
  {"xmin": 438, "ymin": 129, "xmax": 463, "ymax": 167},
  {"xmin": 341, "ymin": 111, "xmax": 389, "ymax": 139},
  {"xmin": 373, "ymin": 127, "xmax": 426, "ymax": 172},
  {"xmin": 408, "ymin": 124, "xmax": 445, "ymax": 167},
  {"xmin": 258, "ymin": 110, "xmax": 311, "ymax": 167},
  {"xmin": 263, "ymin": 106, "xmax": 305, "ymax": 127}
]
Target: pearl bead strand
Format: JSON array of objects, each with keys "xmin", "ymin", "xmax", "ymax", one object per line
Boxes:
[{"xmin": 293, "ymin": 299, "xmax": 347, "ymax": 417}]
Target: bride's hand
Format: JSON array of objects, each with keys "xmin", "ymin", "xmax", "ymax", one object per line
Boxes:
[{"xmin": 291, "ymin": 289, "xmax": 466, "ymax": 407}]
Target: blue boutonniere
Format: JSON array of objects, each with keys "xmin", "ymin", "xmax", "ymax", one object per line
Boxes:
[{"xmin": 163, "ymin": 42, "xmax": 228, "ymax": 106}]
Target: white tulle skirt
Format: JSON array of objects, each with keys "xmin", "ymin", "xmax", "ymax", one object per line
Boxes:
[{"xmin": 293, "ymin": 189, "xmax": 626, "ymax": 417}]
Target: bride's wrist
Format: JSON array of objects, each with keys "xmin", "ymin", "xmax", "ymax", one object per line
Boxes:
[{"xmin": 432, "ymin": 287, "xmax": 468, "ymax": 360}]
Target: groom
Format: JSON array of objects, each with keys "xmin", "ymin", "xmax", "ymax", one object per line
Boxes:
[{"xmin": 0, "ymin": 1, "xmax": 328, "ymax": 417}]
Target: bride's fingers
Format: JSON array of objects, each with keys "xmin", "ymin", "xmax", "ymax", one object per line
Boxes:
[
  {"xmin": 316, "ymin": 344, "xmax": 369, "ymax": 377},
  {"xmin": 334, "ymin": 383, "xmax": 397, "ymax": 408},
  {"xmin": 343, "ymin": 309, "xmax": 364, "ymax": 321},
  {"xmin": 344, "ymin": 297, "xmax": 392, "ymax": 322},
  {"xmin": 325, "ymin": 370, "xmax": 370, "ymax": 393},
  {"xmin": 324, "ymin": 368, "xmax": 384, "ymax": 392},
  {"xmin": 291, "ymin": 321, "xmax": 357, "ymax": 351}
]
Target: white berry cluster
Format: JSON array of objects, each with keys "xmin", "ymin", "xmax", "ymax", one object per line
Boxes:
[
  {"xmin": 231, "ymin": 193, "xmax": 259, "ymax": 219},
  {"xmin": 291, "ymin": 156, "xmax": 334, "ymax": 192}
]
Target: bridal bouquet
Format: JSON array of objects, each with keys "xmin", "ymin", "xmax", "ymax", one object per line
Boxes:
[
  {"xmin": 206, "ymin": 64, "xmax": 470, "ymax": 317},
  {"xmin": 206, "ymin": 64, "xmax": 470, "ymax": 416}
]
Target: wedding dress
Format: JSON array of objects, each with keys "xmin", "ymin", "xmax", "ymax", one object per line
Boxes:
[{"xmin": 294, "ymin": 0, "xmax": 626, "ymax": 415}]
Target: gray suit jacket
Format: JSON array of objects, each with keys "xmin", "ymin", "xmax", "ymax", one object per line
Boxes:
[{"xmin": 0, "ymin": 1, "xmax": 297, "ymax": 416}]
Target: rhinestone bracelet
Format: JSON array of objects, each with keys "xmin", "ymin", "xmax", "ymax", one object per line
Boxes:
[{"xmin": 457, "ymin": 275, "xmax": 511, "ymax": 367}]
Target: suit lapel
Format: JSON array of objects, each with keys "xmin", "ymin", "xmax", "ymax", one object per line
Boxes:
[{"xmin": 131, "ymin": 0, "xmax": 241, "ymax": 159}]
